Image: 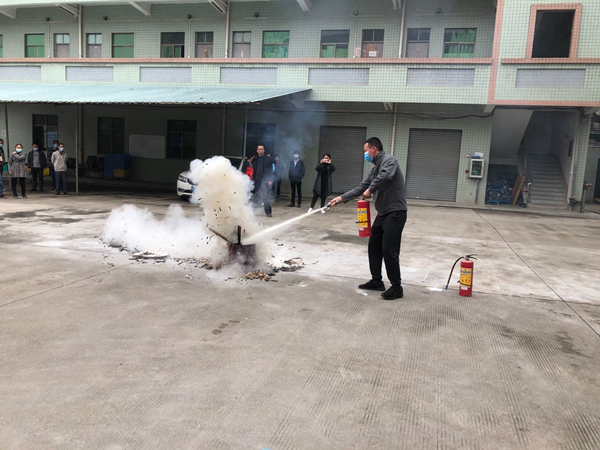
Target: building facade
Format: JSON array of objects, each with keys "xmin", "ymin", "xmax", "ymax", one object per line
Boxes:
[{"xmin": 0, "ymin": 0, "xmax": 598, "ymax": 207}]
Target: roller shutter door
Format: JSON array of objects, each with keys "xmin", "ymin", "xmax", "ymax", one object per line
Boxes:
[
  {"xmin": 405, "ymin": 129, "xmax": 462, "ymax": 202},
  {"xmin": 318, "ymin": 126, "xmax": 366, "ymax": 193}
]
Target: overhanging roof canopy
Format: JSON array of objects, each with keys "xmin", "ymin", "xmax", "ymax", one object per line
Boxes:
[{"xmin": 0, "ymin": 83, "xmax": 310, "ymax": 105}]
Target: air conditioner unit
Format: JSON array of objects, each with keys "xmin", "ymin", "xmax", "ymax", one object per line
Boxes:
[{"xmin": 209, "ymin": 0, "xmax": 228, "ymax": 14}]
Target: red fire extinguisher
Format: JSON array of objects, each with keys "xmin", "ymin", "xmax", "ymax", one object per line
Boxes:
[
  {"xmin": 445, "ymin": 254, "xmax": 477, "ymax": 297},
  {"xmin": 357, "ymin": 200, "xmax": 372, "ymax": 237}
]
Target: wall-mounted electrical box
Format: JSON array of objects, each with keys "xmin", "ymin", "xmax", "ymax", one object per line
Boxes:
[{"xmin": 469, "ymin": 159, "xmax": 484, "ymax": 178}]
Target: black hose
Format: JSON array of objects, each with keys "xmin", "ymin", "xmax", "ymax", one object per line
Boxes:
[{"xmin": 445, "ymin": 257, "xmax": 464, "ymax": 290}]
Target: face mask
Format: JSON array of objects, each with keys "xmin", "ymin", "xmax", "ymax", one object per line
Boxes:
[
  {"xmin": 16, "ymin": 148, "xmax": 23, "ymax": 153},
  {"xmin": 364, "ymin": 151, "xmax": 373, "ymax": 163},
  {"xmin": 59, "ymin": 148, "xmax": 64, "ymax": 152},
  {"xmin": 275, "ymin": 158, "xmax": 279, "ymax": 161},
  {"xmin": 293, "ymin": 154, "xmax": 299, "ymax": 160},
  {"xmin": 33, "ymin": 147, "xmax": 39, "ymax": 151},
  {"xmin": 53, "ymin": 144, "xmax": 58, "ymax": 148},
  {"xmin": 0, "ymin": 144, "xmax": 3, "ymax": 148}
]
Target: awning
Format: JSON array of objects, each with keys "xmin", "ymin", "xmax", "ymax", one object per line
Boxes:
[{"xmin": 0, "ymin": 83, "xmax": 310, "ymax": 105}]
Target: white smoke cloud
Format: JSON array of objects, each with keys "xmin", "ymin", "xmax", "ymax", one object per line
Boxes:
[{"xmin": 102, "ymin": 156, "xmax": 267, "ymax": 267}]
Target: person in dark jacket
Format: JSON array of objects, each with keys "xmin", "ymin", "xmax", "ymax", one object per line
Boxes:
[
  {"xmin": 8, "ymin": 143, "xmax": 28, "ymax": 199},
  {"xmin": 0, "ymin": 139, "xmax": 6, "ymax": 199},
  {"xmin": 330, "ymin": 137, "xmax": 408, "ymax": 301},
  {"xmin": 308, "ymin": 153, "xmax": 336, "ymax": 214},
  {"xmin": 27, "ymin": 143, "xmax": 48, "ymax": 192},
  {"xmin": 242, "ymin": 154, "xmax": 255, "ymax": 180},
  {"xmin": 287, "ymin": 151, "xmax": 305, "ymax": 208},
  {"xmin": 272, "ymin": 154, "xmax": 285, "ymax": 198},
  {"xmin": 47, "ymin": 140, "xmax": 59, "ymax": 191},
  {"xmin": 251, "ymin": 145, "xmax": 274, "ymax": 217}
]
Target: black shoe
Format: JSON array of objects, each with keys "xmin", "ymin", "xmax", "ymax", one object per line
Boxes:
[
  {"xmin": 287, "ymin": 203, "xmax": 295, "ymax": 207},
  {"xmin": 63, "ymin": 192, "xmax": 70, "ymax": 195},
  {"xmin": 55, "ymin": 193, "xmax": 60, "ymax": 196},
  {"xmin": 358, "ymin": 280, "xmax": 385, "ymax": 291},
  {"xmin": 13, "ymin": 196, "xmax": 18, "ymax": 199},
  {"xmin": 297, "ymin": 204, "xmax": 302, "ymax": 208},
  {"xmin": 266, "ymin": 213, "xmax": 272, "ymax": 217},
  {"xmin": 381, "ymin": 286, "xmax": 404, "ymax": 300},
  {"xmin": 31, "ymin": 189, "xmax": 37, "ymax": 192},
  {"xmin": 22, "ymin": 195, "xmax": 28, "ymax": 199}
]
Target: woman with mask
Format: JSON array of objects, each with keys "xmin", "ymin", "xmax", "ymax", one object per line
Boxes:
[
  {"xmin": 308, "ymin": 153, "xmax": 335, "ymax": 214},
  {"xmin": 8, "ymin": 143, "xmax": 27, "ymax": 199},
  {"xmin": 51, "ymin": 143, "xmax": 69, "ymax": 195}
]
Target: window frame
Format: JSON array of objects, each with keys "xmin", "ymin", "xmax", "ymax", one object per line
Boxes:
[
  {"xmin": 112, "ymin": 33, "xmax": 134, "ymax": 58},
  {"xmin": 262, "ymin": 31, "xmax": 290, "ymax": 59},
  {"xmin": 167, "ymin": 119, "xmax": 197, "ymax": 159},
  {"xmin": 86, "ymin": 33, "xmax": 102, "ymax": 58},
  {"xmin": 361, "ymin": 29, "xmax": 385, "ymax": 58},
  {"xmin": 161, "ymin": 32, "xmax": 185, "ymax": 58},
  {"xmin": 54, "ymin": 33, "xmax": 70, "ymax": 57},
  {"xmin": 32, "ymin": 114, "xmax": 59, "ymax": 149},
  {"xmin": 25, "ymin": 34, "xmax": 45, "ymax": 58},
  {"xmin": 442, "ymin": 28, "xmax": 477, "ymax": 58},
  {"xmin": 406, "ymin": 28, "xmax": 431, "ymax": 58},
  {"xmin": 232, "ymin": 31, "xmax": 251, "ymax": 58},
  {"xmin": 525, "ymin": 4, "xmax": 581, "ymax": 59},
  {"xmin": 320, "ymin": 29, "xmax": 350, "ymax": 59},
  {"xmin": 97, "ymin": 117, "xmax": 125, "ymax": 155},
  {"xmin": 195, "ymin": 32, "xmax": 213, "ymax": 58}
]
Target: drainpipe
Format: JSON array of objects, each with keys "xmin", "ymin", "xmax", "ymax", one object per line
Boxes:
[
  {"xmin": 567, "ymin": 111, "xmax": 582, "ymax": 210},
  {"xmin": 78, "ymin": 5, "xmax": 83, "ymax": 58},
  {"xmin": 390, "ymin": 103, "xmax": 398, "ymax": 157},
  {"xmin": 224, "ymin": 1, "xmax": 231, "ymax": 58},
  {"xmin": 75, "ymin": 104, "xmax": 80, "ymax": 195},
  {"xmin": 242, "ymin": 105, "xmax": 248, "ymax": 158},
  {"xmin": 398, "ymin": 0, "xmax": 406, "ymax": 57}
]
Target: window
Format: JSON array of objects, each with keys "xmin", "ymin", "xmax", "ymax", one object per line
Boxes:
[
  {"xmin": 263, "ymin": 31, "xmax": 289, "ymax": 58},
  {"xmin": 167, "ymin": 120, "xmax": 196, "ymax": 159},
  {"xmin": 87, "ymin": 34, "xmax": 102, "ymax": 58},
  {"xmin": 443, "ymin": 28, "xmax": 476, "ymax": 58},
  {"xmin": 0, "ymin": 35, "xmax": 3, "ymax": 58},
  {"xmin": 162, "ymin": 32, "xmax": 185, "ymax": 58},
  {"xmin": 195, "ymin": 32, "xmax": 213, "ymax": 58},
  {"xmin": 244, "ymin": 123, "xmax": 276, "ymax": 157},
  {"xmin": 406, "ymin": 28, "xmax": 430, "ymax": 58},
  {"xmin": 321, "ymin": 30, "xmax": 349, "ymax": 58},
  {"xmin": 97, "ymin": 117, "xmax": 125, "ymax": 154},
  {"xmin": 361, "ymin": 29, "xmax": 384, "ymax": 58},
  {"xmin": 112, "ymin": 33, "xmax": 134, "ymax": 58},
  {"xmin": 25, "ymin": 34, "xmax": 45, "ymax": 58},
  {"xmin": 233, "ymin": 31, "xmax": 251, "ymax": 58},
  {"xmin": 54, "ymin": 33, "xmax": 70, "ymax": 58},
  {"xmin": 531, "ymin": 10, "xmax": 575, "ymax": 58},
  {"xmin": 32, "ymin": 115, "xmax": 58, "ymax": 149}
]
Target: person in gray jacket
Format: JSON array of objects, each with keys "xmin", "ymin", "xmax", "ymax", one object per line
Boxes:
[
  {"xmin": 8, "ymin": 143, "xmax": 28, "ymax": 199},
  {"xmin": 330, "ymin": 137, "xmax": 408, "ymax": 300},
  {"xmin": 51, "ymin": 143, "xmax": 69, "ymax": 195}
]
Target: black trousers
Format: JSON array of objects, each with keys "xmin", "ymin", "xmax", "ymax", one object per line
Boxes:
[
  {"xmin": 49, "ymin": 166, "xmax": 55, "ymax": 189},
  {"xmin": 31, "ymin": 167, "xmax": 44, "ymax": 191},
  {"xmin": 368, "ymin": 210, "xmax": 407, "ymax": 287},
  {"xmin": 310, "ymin": 192, "xmax": 327, "ymax": 209},
  {"xmin": 252, "ymin": 179, "xmax": 272, "ymax": 215},
  {"xmin": 276, "ymin": 179, "xmax": 282, "ymax": 196},
  {"xmin": 11, "ymin": 177, "xmax": 26, "ymax": 197},
  {"xmin": 55, "ymin": 171, "xmax": 68, "ymax": 193},
  {"xmin": 290, "ymin": 181, "xmax": 302, "ymax": 205}
]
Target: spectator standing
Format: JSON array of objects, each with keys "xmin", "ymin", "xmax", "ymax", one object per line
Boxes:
[
  {"xmin": 273, "ymin": 154, "xmax": 285, "ymax": 198},
  {"xmin": 0, "ymin": 139, "xmax": 6, "ymax": 199},
  {"xmin": 47, "ymin": 140, "xmax": 59, "ymax": 191},
  {"xmin": 8, "ymin": 143, "xmax": 27, "ymax": 199},
  {"xmin": 52, "ymin": 143, "xmax": 69, "ymax": 195},
  {"xmin": 287, "ymin": 151, "xmax": 305, "ymax": 208},
  {"xmin": 242, "ymin": 154, "xmax": 255, "ymax": 179},
  {"xmin": 308, "ymin": 153, "xmax": 336, "ymax": 214},
  {"xmin": 27, "ymin": 143, "xmax": 48, "ymax": 192},
  {"xmin": 251, "ymin": 145, "xmax": 274, "ymax": 217}
]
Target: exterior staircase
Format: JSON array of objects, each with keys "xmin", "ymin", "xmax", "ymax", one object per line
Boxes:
[{"xmin": 527, "ymin": 154, "xmax": 567, "ymax": 208}]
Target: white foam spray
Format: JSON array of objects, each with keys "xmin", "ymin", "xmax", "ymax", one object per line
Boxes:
[{"xmin": 103, "ymin": 156, "xmax": 264, "ymax": 266}]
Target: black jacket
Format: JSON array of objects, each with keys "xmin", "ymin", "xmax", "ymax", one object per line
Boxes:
[
  {"xmin": 252, "ymin": 154, "xmax": 274, "ymax": 187},
  {"xmin": 288, "ymin": 159, "xmax": 305, "ymax": 183},
  {"xmin": 27, "ymin": 149, "xmax": 48, "ymax": 168},
  {"xmin": 312, "ymin": 163, "xmax": 336, "ymax": 197}
]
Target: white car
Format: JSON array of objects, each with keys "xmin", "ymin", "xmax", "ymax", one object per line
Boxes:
[
  {"xmin": 177, "ymin": 157, "xmax": 245, "ymax": 200},
  {"xmin": 177, "ymin": 170, "xmax": 196, "ymax": 200}
]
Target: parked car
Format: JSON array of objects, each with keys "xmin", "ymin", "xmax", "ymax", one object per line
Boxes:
[{"xmin": 176, "ymin": 156, "xmax": 245, "ymax": 200}]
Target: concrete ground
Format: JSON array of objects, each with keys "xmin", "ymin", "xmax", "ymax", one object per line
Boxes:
[{"xmin": 1, "ymin": 188, "xmax": 600, "ymax": 449}]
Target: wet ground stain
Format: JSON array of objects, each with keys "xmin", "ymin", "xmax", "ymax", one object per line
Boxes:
[{"xmin": 323, "ymin": 230, "xmax": 366, "ymax": 245}]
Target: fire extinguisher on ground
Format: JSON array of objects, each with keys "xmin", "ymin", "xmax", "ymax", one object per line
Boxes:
[
  {"xmin": 357, "ymin": 200, "xmax": 372, "ymax": 237},
  {"xmin": 445, "ymin": 254, "xmax": 477, "ymax": 297}
]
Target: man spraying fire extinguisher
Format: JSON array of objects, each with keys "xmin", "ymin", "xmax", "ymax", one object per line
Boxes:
[{"xmin": 329, "ymin": 137, "xmax": 408, "ymax": 300}]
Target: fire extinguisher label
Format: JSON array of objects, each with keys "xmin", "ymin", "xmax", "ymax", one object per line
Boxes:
[
  {"xmin": 357, "ymin": 208, "xmax": 368, "ymax": 229},
  {"xmin": 460, "ymin": 268, "xmax": 472, "ymax": 286}
]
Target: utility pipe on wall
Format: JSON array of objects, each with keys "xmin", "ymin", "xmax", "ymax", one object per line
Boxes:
[
  {"xmin": 224, "ymin": 1, "xmax": 231, "ymax": 58},
  {"xmin": 390, "ymin": 103, "xmax": 398, "ymax": 157},
  {"xmin": 78, "ymin": 6, "xmax": 83, "ymax": 58},
  {"xmin": 398, "ymin": 0, "xmax": 406, "ymax": 58},
  {"xmin": 75, "ymin": 104, "xmax": 80, "ymax": 195},
  {"xmin": 242, "ymin": 105, "xmax": 248, "ymax": 158},
  {"xmin": 221, "ymin": 107, "xmax": 227, "ymax": 154},
  {"xmin": 567, "ymin": 112, "xmax": 582, "ymax": 210}
]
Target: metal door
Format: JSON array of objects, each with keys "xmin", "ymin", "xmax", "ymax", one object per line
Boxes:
[
  {"xmin": 318, "ymin": 126, "xmax": 366, "ymax": 193},
  {"xmin": 406, "ymin": 128, "xmax": 462, "ymax": 202}
]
